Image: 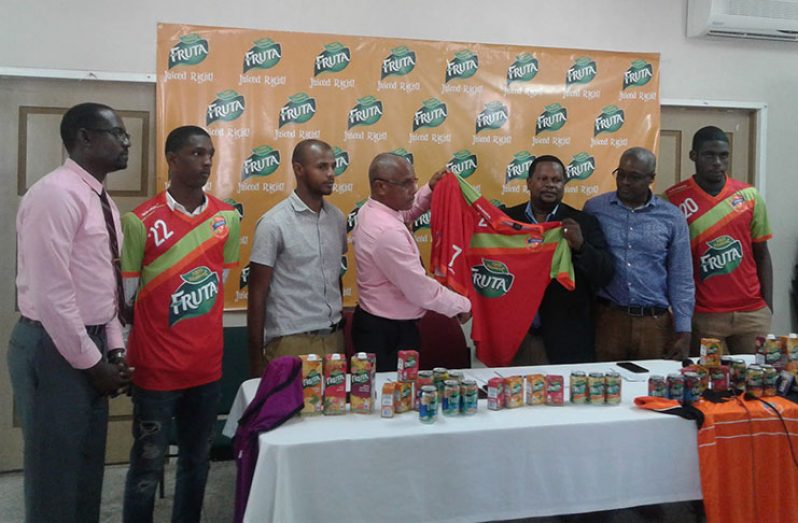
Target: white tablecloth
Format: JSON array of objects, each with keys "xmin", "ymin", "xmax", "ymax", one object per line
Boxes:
[{"xmin": 223, "ymin": 359, "xmax": 730, "ymax": 523}]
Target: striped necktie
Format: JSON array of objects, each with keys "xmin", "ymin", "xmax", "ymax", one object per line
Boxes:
[{"xmin": 98, "ymin": 189, "xmax": 127, "ymax": 326}]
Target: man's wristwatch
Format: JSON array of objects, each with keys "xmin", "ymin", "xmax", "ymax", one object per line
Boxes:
[{"xmin": 108, "ymin": 349, "xmax": 126, "ymax": 365}]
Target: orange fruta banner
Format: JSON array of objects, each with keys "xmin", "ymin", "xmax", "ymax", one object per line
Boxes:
[{"xmin": 156, "ymin": 23, "xmax": 660, "ymax": 310}]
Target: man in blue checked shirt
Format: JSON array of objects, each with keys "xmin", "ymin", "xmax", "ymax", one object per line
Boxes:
[{"xmin": 584, "ymin": 147, "xmax": 694, "ymax": 362}]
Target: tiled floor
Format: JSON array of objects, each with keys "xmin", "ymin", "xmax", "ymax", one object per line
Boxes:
[{"xmin": 0, "ymin": 459, "xmax": 703, "ymax": 522}]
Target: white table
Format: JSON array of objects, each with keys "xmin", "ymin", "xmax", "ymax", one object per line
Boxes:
[{"xmin": 223, "ymin": 359, "xmax": 723, "ymax": 523}]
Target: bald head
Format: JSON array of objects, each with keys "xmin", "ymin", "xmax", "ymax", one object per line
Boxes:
[
  {"xmin": 620, "ymin": 147, "xmax": 656, "ymax": 175},
  {"xmin": 368, "ymin": 152, "xmax": 417, "ymax": 210},
  {"xmin": 368, "ymin": 152, "xmax": 410, "ymax": 184},
  {"xmin": 292, "ymin": 139, "xmax": 332, "ymax": 166}
]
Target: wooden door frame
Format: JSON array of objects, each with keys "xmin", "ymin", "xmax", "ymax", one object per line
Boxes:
[{"xmin": 662, "ymin": 98, "xmax": 768, "ymax": 198}]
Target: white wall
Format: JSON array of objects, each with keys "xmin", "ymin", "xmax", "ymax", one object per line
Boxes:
[{"xmin": 2, "ymin": 0, "xmax": 796, "ymax": 334}]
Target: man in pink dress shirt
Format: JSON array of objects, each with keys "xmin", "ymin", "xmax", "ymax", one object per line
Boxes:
[
  {"xmin": 7, "ymin": 102, "xmax": 132, "ymax": 522},
  {"xmin": 352, "ymin": 152, "xmax": 471, "ymax": 371}
]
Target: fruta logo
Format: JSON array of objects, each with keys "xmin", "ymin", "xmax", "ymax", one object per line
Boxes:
[
  {"xmin": 206, "ymin": 90, "xmax": 245, "ymax": 125},
  {"xmin": 566, "ymin": 57, "xmax": 597, "ymax": 85},
  {"xmin": 447, "ymin": 150, "xmax": 478, "ymax": 179},
  {"xmin": 168, "ymin": 33, "xmax": 209, "ymax": 69},
  {"xmin": 566, "ymin": 152, "xmax": 596, "ymax": 182},
  {"xmin": 169, "ymin": 266, "xmax": 219, "ymax": 326},
  {"xmin": 242, "ymin": 145, "xmax": 280, "ymax": 180},
  {"xmin": 412, "ymin": 211, "xmax": 430, "ymax": 232},
  {"xmin": 445, "ymin": 49, "xmax": 479, "ymax": 82},
  {"xmin": 506, "ymin": 151, "xmax": 535, "ymax": 183},
  {"xmin": 507, "ymin": 52, "xmax": 539, "ymax": 85},
  {"xmin": 243, "ymin": 38, "xmax": 282, "ymax": 72},
  {"xmin": 279, "ymin": 92, "xmax": 316, "ymax": 128},
  {"xmin": 536, "ymin": 103, "xmax": 567, "ymax": 135},
  {"xmin": 346, "ymin": 199, "xmax": 367, "ymax": 233},
  {"xmin": 476, "ymin": 101, "xmax": 509, "ymax": 133},
  {"xmin": 391, "ymin": 148, "xmax": 414, "ymax": 165},
  {"xmin": 382, "ymin": 45, "xmax": 416, "ymax": 79},
  {"xmin": 623, "ymin": 59, "xmax": 653, "ymax": 89},
  {"xmin": 333, "ymin": 146, "xmax": 350, "ymax": 176},
  {"xmin": 699, "ymin": 235, "xmax": 743, "ymax": 280},
  {"xmin": 472, "ymin": 259, "xmax": 515, "ymax": 298},
  {"xmin": 594, "ymin": 105, "xmax": 625, "ymax": 136},
  {"xmin": 348, "ymin": 96, "xmax": 383, "ymax": 129},
  {"xmin": 314, "ymin": 42, "xmax": 351, "ymax": 76},
  {"xmin": 413, "ymin": 98, "xmax": 448, "ymax": 131}
]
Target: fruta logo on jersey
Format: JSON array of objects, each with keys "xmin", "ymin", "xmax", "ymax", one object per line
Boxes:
[
  {"xmin": 472, "ymin": 259, "xmax": 515, "ymax": 298},
  {"xmin": 476, "ymin": 101, "xmax": 509, "ymax": 133},
  {"xmin": 242, "ymin": 145, "xmax": 280, "ymax": 180},
  {"xmin": 506, "ymin": 151, "xmax": 535, "ymax": 183},
  {"xmin": 445, "ymin": 49, "xmax": 479, "ymax": 82},
  {"xmin": 206, "ymin": 90, "xmax": 245, "ymax": 125},
  {"xmin": 391, "ymin": 148, "xmax": 414, "ymax": 165},
  {"xmin": 413, "ymin": 98, "xmax": 448, "ymax": 131},
  {"xmin": 314, "ymin": 42, "xmax": 351, "ymax": 76},
  {"xmin": 447, "ymin": 150, "xmax": 478, "ymax": 179},
  {"xmin": 243, "ymin": 38, "xmax": 282, "ymax": 72},
  {"xmin": 566, "ymin": 57, "xmax": 597, "ymax": 85},
  {"xmin": 623, "ymin": 59, "xmax": 653, "ymax": 89},
  {"xmin": 333, "ymin": 146, "xmax": 350, "ymax": 176},
  {"xmin": 169, "ymin": 266, "xmax": 219, "ymax": 326},
  {"xmin": 594, "ymin": 105, "xmax": 625, "ymax": 136},
  {"xmin": 536, "ymin": 103, "xmax": 567, "ymax": 135},
  {"xmin": 699, "ymin": 235, "xmax": 743, "ymax": 280},
  {"xmin": 566, "ymin": 152, "xmax": 596, "ymax": 182},
  {"xmin": 168, "ymin": 33, "xmax": 209, "ymax": 69},
  {"xmin": 507, "ymin": 53, "xmax": 539, "ymax": 85},
  {"xmin": 348, "ymin": 96, "xmax": 383, "ymax": 129},
  {"xmin": 346, "ymin": 199, "xmax": 367, "ymax": 233},
  {"xmin": 279, "ymin": 92, "xmax": 316, "ymax": 128},
  {"xmin": 382, "ymin": 46, "xmax": 416, "ymax": 79},
  {"xmin": 412, "ymin": 211, "xmax": 430, "ymax": 232}
]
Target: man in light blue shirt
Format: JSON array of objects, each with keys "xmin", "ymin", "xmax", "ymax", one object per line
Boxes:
[{"xmin": 584, "ymin": 147, "xmax": 694, "ymax": 361}]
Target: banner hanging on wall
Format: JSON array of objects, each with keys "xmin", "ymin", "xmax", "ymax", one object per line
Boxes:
[{"xmin": 156, "ymin": 23, "xmax": 660, "ymax": 310}]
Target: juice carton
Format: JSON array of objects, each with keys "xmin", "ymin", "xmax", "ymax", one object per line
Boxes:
[
  {"xmin": 299, "ymin": 354, "xmax": 323, "ymax": 415},
  {"xmin": 350, "ymin": 353, "xmax": 375, "ymax": 414},
  {"xmin": 394, "ymin": 381, "xmax": 414, "ymax": 413},
  {"xmin": 700, "ymin": 338, "xmax": 722, "ymax": 367},
  {"xmin": 323, "ymin": 353, "xmax": 347, "ymax": 415},
  {"xmin": 397, "ymin": 350, "xmax": 419, "ymax": 382}
]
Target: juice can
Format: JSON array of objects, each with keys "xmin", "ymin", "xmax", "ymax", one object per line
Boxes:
[
  {"xmin": 397, "ymin": 350, "xmax": 419, "ymax": 382},
  {"xmin": 746, "ymin": 365, "xmax": 764, "ymax": 398},
  {"xmin": 605, "ymin": 371, "xmax": 622, "ymax": 405},
  {"xmin": 762, "ymin": 364, "xmax": 778, "ymax": 396},
  {"xmin": 570, "ymin": 371, "xmax": 588, "ymax": 404},
  {"xmin": 709, "ymin": 366, "xmax": 730, "ymax": 392},
  {"xmin": 648, "ymin": 375, "xmax": 667, "ymax": 397},
  {"xmin": 381, "ymin": 382, "xmax": 396, "ymax": 418},
  {"xmin": 299, "ymin": 354, "xmax": 323, "ymax": 415},
  {"xmin": 587, "ymin": 372, "xmax": 605, "ymax": 405},
  {"xmin": 777, "ymin": 369, "xmax": 795, "ymax": 396},
  {"xmin": 700, "ymin": 338, "xmax": 722, "ymax": 367},
  {"xmin": 787, "ymin": 333, "xmax": 798, "ymax": 362},
  {"xmin": 442, "ymin": 380, "xmax": 461, "ymax": 416},
  {"xmin": 350, "ymin": 353, "xmax": 375, "ymax": 414},
  {"xmin": 323, "ymin": 353, "xmax": 347, "ymax": 415},
  {"xmin": 682, "ymin": 364, "xmax": 709, "ymax": 393},
  {"xmin": 731, "ymin": 359, "xmax": 748, "ymax": 394},
  {"xmin": 683, "ymin": 372, "xmax": 702, "ymax": 403},
  {"xmin": 525, "ymin": 374, "xmax": 546, "ymax": 406},
  {"xmin": 419, "ymin": 386, "xmax": 438, "ymax": 424},
  {"xmin": 720, "ymin": 356, "xmax": 733, "ymax": 368},
  {"xmin": 415, "ymin": 370, "xmax": 434, "ymax": 411},
  {"xmin": 504, "ymin": 376, "xmax": 524, "ymax": 408},
  {"xmin": 545, "ymin": 375, "xmax": 564, "ymax": 406},
  {"xmin": 448, "ymin": 370, "xmax": 464, "ymax": 384},
  {"xmin": 394, "ymin": 380, "xmax": 414, "ymax": 413},
  {"xmin": 667, "ymin": 373, "xmax": 685, "ymax": 401},
  {"xmin": 433, "ymin": 367, "xmax": 449, "ymax": 403},
  {"xmin": 487, "ymin": 377, "xmax": 504, "ymax": 410},
  {"xmin": 461, "ymin": 380, "xmax": 478, "ymax": 415}
]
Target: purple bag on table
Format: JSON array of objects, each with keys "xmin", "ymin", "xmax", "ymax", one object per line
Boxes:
[{"xmin": 232, "ymin": 355, "xmax": 304, "ymax": 523}]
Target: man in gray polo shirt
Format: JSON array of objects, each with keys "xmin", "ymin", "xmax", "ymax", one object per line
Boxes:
[{"xmin": 247, "ymin": 139, "xmax": 347, "ymax": 377}]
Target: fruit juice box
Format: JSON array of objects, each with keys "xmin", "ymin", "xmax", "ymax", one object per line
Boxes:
[
  {"xmin": 350, "ymin": 353, "xmax": 375, "ymax": 414},
  {"xmin": 323, "ymin": 353, "xmax": 347, "ymax": 415},
  {"xmin": 299, "ymin": 354, "xmax": 323, "ymax": 415}
]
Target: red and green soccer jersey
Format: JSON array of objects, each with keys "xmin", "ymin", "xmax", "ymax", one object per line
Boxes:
[
  {"xmin": 430, "ymin": 173, "xmax": 574, "ymax": 367},
  {"xmin": 122, "ymin": 192, "xmax": 240, "ymax": 391},
  {"xmin": 665, "ymin": 177, "xmax": 771, "ymax": 313}
]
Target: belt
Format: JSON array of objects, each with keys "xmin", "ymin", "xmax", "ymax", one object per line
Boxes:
[
  {"xmin": 304, "ymin": 320, "xmax": 344, "ymax": 337},
  {"xmin": 598, "ymin": 298, "xmax": 668, "ymax": 318},
  {"xmin": 20, "ymin": 316, "xmax": 106, "ymax": 337}
]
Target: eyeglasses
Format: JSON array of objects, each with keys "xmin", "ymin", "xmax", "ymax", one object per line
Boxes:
[
  {"xmin": 612, "ymin": 168, "xmax": 653, "ymax": 184},
  {"xmin": 375, "ymin": 177, "xmax": 418, "ymax": 189},
  {"xmin": 86, "ymin": 127, "xmax": 131, "ymax": 143}
]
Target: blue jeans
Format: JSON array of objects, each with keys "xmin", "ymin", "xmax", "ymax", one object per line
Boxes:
[{"xmin": 123, "ymin": 380, "xmax": 221, "ymax": 523}]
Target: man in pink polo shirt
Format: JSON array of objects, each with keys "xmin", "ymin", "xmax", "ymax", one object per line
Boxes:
[
  {"xmin": 352, "ymin": 152, "xmax": 471, "ymax": 371},
  {"xmin": 8, "ymin": 102, "xmax": 132, "ymax": 522}
]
